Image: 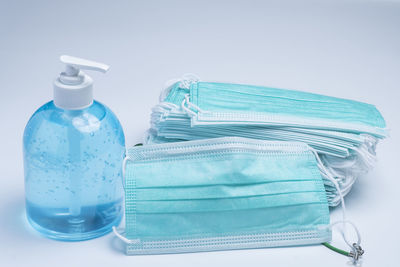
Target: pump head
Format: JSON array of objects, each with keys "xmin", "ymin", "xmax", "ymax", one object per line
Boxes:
[{"xmin": 53, "ymin": 55, "xmax": 109, "ymax": 110}]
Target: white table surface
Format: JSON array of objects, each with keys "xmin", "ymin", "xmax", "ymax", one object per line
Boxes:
[{"xmin": 1, "ymin": 0, "xmax": 399, "ymax": 266}]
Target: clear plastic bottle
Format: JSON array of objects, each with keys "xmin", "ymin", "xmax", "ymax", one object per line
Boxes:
[{"xmin": 23, "ymin": 56, "xmax": 124, "ymax": 241}]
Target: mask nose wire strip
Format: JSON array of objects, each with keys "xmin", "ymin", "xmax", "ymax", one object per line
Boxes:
[{"xmin": 311, "ymin": 149, "xmax": 363, "ymax": 261}]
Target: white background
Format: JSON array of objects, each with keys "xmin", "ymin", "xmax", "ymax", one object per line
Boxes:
[{"xmin": 0, "ymin": 0, "xmax": 399, "ymax": 266}]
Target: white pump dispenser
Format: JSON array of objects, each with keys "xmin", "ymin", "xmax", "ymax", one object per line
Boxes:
[{"xmin": 54, "ymin": 55, "xmax": 110, "ymax": 110}]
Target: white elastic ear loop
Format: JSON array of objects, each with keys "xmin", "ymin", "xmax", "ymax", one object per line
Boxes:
[
  {"xmin": 322, "ymin": 154, "xmax": 358, "ymax": 169},
  {"xmin": 159, "ymin": 78, "xmax": 181, "ymax": 102},
  {"xmin": 155, "ymin": 101, "xmax": 179, "ymax": 111},
  {"xmin": 121, "ymin": 156, "xmax": 131, "ymax": 191},
  {"xmin": 331, "ymin": 220, "xmax": 361, "ymax": 246},
  {"xmin": 180, "ymin": 73, "xmax": 201, "ymax": 89},
  {"xmin": 185, "ymin": 94, "xmax": 204, "ymax": 112},
  {"xmin": 113, "ymin": 156, "xmax": 140, "ymax": 245},
  {"xmin": 354, "ymin": 145, "xmax": 376, "ymax": 169},
  {"xmin": 181, "ymin": 95, "xmax": 197, "ymax": 117},
  {"xmin": 159, "ymin": 73, "xmax": 201, "ymax": 101},
  {"xmin": 181, "ymin": 94, "xmax": 204, "ymax": 117},
  {"xmin": 112, "ymin": 226, "xmax": 140, "ymax": 244},
  {"xmin": 311, "ymin": 149, "xmax": 361, "ymax": 250}
]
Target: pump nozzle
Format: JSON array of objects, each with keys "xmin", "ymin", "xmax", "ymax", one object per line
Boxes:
[
  {"xmin": 60, "ymin": 55, "xmax": 109, "ymax": 75},
  {"xmin": 54, "ymin": 55, "xmax": 110, "ymax": 110}
]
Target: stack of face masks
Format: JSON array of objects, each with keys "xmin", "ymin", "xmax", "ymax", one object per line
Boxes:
[{"xmin": 146, "ymin": 75, "xmax": 387, "ymax": 206}]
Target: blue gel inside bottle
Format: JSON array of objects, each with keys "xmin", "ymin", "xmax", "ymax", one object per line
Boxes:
[{"xmin": 23, "ymin": 101, "xmax": 124, "ymax": 241}]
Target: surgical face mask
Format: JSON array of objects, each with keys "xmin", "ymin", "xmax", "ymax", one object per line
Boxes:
[
  {"xmin": 180, "ymin": 82, "xmax": 387, "ymax": 137},
  {"xmin": 116, "ymin": 137, "xmax": 333, "ymax": 255}
]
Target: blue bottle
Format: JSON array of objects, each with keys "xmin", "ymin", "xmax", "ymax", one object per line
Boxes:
[{"xmin": 23, "ymin": 56, "xmax": 125, "ymax": 241}]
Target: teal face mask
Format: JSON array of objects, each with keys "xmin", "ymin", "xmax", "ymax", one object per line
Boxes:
[
  {"xmin": 181, "ymin": 82, "xmax": 386, "ymax": 137},
  {"xmin": 117, "ymin": 137, "xmax": 332, "ymax": 255}
]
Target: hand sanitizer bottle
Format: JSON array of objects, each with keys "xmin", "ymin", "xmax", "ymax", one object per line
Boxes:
[{"xmin": 23, "ymin": 56, "xmax": 125, "ymax": 241}]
